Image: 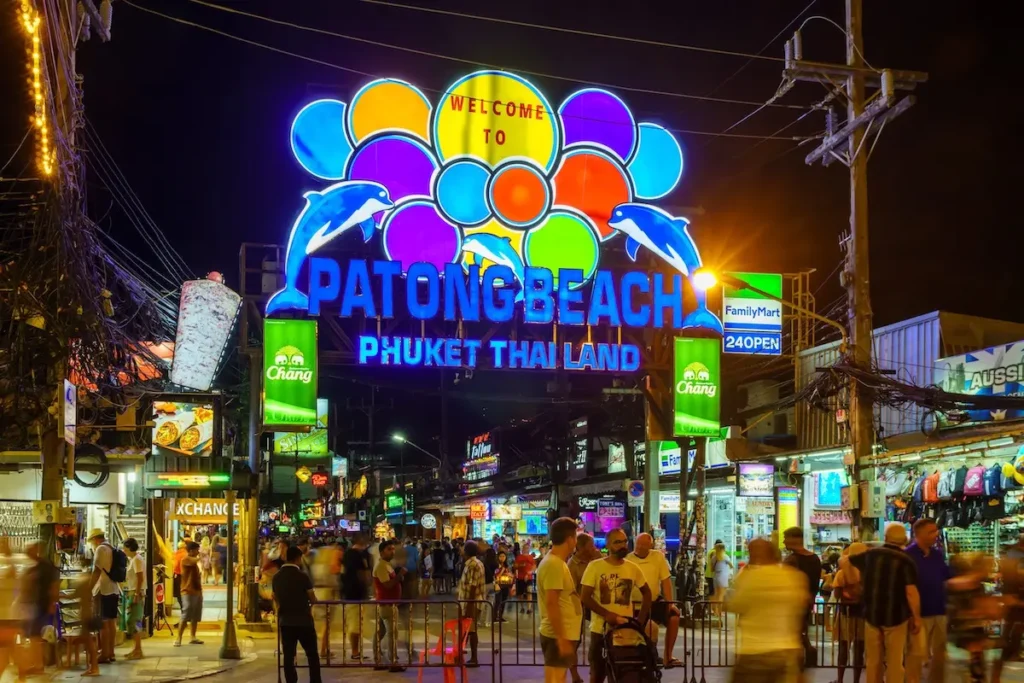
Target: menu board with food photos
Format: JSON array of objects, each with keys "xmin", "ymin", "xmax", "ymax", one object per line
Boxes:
[{"xmin": 152, "ymin": 400, "xmax": 215, "ymax": 456}]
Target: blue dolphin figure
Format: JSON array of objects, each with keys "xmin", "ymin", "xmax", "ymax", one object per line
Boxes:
[
  {"xmin": 266, "ymin": 181, "xmax": 393, "ymax": 314},
  {"xmin": 461, "ymin": 234, "xmax": 526, "ymax": 302},
  {"xmin": 608, "ymin": 202, "xmax": 724, "ymax": 334}
]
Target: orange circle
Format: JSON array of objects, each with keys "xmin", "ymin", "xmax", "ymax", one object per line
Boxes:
[
  {"xmin": 490, "ymin": 166, "xmax": 548, "ymax": 227},
  {"xmin": 552, "ymin": 151, "xmax": 632, "ymax": 240}
]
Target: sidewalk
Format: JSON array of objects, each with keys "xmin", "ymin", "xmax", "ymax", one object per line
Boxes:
[{"xmin": 5, "ymin": 637, "xmax": 258, "ymax": 683}]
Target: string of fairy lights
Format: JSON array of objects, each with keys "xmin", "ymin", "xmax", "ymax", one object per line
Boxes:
[{"xmin": 18, "ymin": 0, "xmax": 53, "ymax": 177}]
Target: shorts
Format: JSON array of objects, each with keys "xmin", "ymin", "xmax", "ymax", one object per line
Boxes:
[
  {"xmin": 124, "ymin": 596, "xmax": 145, "ymax": 636},
  {"xmin": 97, "ymin": 593, "xmax": 119, "ymax": 620},
  {"xmin": 181, "ymin": 593, "xmax": 203, "ymax": 623},
  {"xmin": 343, "ymin": 603, "xmax": 371, "ymax": 637},
  {"xmin": 515, "ymin": 579, "xmax": 530, "ymax": 598},
  {"xmin": 649, "ymin": 598, "xmax": 673, "ymax": 626},
  {"xmin": 541, "ymin": 635, "xmax": 579, "ymax": 668}
]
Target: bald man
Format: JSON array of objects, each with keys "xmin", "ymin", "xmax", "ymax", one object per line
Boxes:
[
  {"xmin": 726, "ymin": 538, "xmax": 808, "ymax": 683},
  {"xmin": 627, "ymin": 534, "xmax": 682, "ymax": 668},
  {"xmin": 581, "ymin": 529, "xmax": 651, "ymax": 683}
]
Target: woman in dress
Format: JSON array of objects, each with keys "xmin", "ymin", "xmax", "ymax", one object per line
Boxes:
[
  {"xmin": 199, "ymin": 536, "xmax": 213, "ymax": 584},
  {"xmin": 711, "ymin": 543, "xmax": 733, "ymax": 621}
]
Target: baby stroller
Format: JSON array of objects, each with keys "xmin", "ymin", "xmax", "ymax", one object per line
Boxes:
[{"xmin": 603, "ymin": 619, "xmax": 663, "ymax": 683}]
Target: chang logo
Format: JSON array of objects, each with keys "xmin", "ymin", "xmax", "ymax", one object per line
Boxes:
[
  {"xmin": 676, "ymin": 361, "xmax": 716, "ymax": 397},
  {"xmin": 266, "ymin": 345, "xmax": 314, "ymax": 384}
]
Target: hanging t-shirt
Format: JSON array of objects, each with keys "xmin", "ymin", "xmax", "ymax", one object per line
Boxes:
[{"xmin": 581, "ymin": 558, "xmax": 647, "ymax": 645}]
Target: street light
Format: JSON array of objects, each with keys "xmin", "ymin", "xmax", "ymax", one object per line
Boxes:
[
  {"xmin": 692, "ymin": 268, "xmax": 848, "ymax": 352},
  {"xmin": 391, "ymin": 434, "xmax": 443, "ymax": 468}
]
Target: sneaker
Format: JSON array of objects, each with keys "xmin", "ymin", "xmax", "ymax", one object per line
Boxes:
[
  {"xmin": 173, "ymin": 641, "xmax": 182, "ymax": 648},
  {"xmin": 189, "ymin": 639, "xmax": 205, "ymax": 645},
  {"xmin": 389, "ymin": 666, "xmax": 407, "ymax": 673}
]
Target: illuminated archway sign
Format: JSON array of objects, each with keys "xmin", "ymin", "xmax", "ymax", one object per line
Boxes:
[{"xmin": 271, "ymin": 70, "xmax": 723, "ymax": 371}]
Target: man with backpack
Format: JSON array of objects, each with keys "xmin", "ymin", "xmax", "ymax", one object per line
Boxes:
[{"xmin": 87, "ymin": 528, "xmax": 125, "ymax": 664}]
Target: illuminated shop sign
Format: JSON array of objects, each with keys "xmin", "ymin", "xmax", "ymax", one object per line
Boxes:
[
  {"xmin": 268, "ymin": 70, "xmax": 724, "ymax": 366},
  {"xmin": 274, "ymin": 398, "xmax": 329, "ymax": 456},
  {"xmin": 463, "ymin": 431, "xmax": 499, "ymax": 494},
  {"xmin": 722, "ymin": 272, "xmax": 783, "ymax": 356},
  {"xmin": 736, "ymin": 462, "xmax": 775, "ymax": 497},
  {"xmin": 144, "ymin": 473, "xmax": 230, "ymax": 489},
  {"xmin": 263, "ymin": 320, "xmax": 319, "ymax": 429},
  {"xmin": 673, "ymin": 338, "xmax": 721, "ymax": 437}
]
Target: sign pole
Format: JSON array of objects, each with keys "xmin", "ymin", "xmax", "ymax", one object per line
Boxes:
[{"xmin": 219, "ymin": 489, "xmax": 241, "ymax": 659}]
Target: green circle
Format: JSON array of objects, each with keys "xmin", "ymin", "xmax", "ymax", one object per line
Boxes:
[{"xmin": 523, "ymin": 210, "xmax": 600, "ymax": 288}]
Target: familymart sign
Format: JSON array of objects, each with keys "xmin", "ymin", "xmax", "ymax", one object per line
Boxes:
[{"xmin": 722, "ymin": 272, "xmax": 782, "ymax": 356}]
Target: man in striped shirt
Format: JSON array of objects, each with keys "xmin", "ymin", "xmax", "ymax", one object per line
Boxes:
[{"xmin": 846, "ymin": 524, "xmax": 921, "ymax": 683}]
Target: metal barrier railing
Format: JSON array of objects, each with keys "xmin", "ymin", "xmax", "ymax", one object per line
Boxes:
[
  {"xmin": 275, "ymin": 599, "xmax": 498, "ymax": 683},
  {"xmin": 274, "ymin": 595, "xmax": 859, "ymax": 682}
]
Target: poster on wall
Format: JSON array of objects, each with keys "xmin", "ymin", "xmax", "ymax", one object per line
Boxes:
[
  {"xmin": 263, "ymin": 319, "xmax": 318, "ymax": 430},
  {"xmin": 274, "ymin": 398, "xmax": 329, "ymax": 455},
  {"xmin": 934, "ymin": 340, "xmax": 1024, "ymax": 425},
  {"xmin": 673, "ymin": 338, "xmax": 720, "ymax": 437},
  {"xmin": 736, "ymin": 462, "xmax": 775, "ymax": 497},
  {"xmin": 815, "ymin": 470, "xmax": 846, "ymax": 507},
  {"xmin": 151, "ymin": 399, "xmax": 215, "ymax": 456},
  {"xmin": 608, "ymin": 443, "xmax": 627, "ymax": 474}
]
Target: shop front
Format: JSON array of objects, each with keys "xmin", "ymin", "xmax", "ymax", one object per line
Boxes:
[
  {"xmin": 462, "ymin": 494, "xmax": 551, "ymax": 548},
  {"xmin": 575, "ymin": 493, "xmax": 628, "ymax": 548}
]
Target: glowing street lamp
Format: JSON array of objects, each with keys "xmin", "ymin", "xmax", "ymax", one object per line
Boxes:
[{"xmin": 692, "ymin": 268, "xmax": 848, "ymax": 352}]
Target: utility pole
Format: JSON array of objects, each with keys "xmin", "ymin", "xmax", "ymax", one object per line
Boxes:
[{"xmin": 786, "ymin": 0, "xmax": 927, "ymax": 539}]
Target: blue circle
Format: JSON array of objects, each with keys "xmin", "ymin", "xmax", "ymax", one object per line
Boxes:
[
  {"xmin": 435, "ymin": 158, "xmax": 491, "ymax": 226},
  {"xmin": 627, "ymin": 122, "xmax": 684, "ymax": 200},
  {"xmin": 290, "ymin": 99, "xmax": 353, "ymax": 180}
]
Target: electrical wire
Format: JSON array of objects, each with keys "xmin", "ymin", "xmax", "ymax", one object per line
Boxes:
[
  {"xmin": 356, "ymin": 0, "xmax": 788, "ymax": 64},
  {"xmin": 0, "ymin": 131, "xmax": 30, "ymax": 176},
  {"xmin": 165, "ymin": 1, "xmax": 810, "ymax": 114},
  {"xmin": 797, "ymin": 15, "xmax": 878, "ymax": 72},
  {"xmin": 705, "ymin": 0, "xmax": 819, "ymax": 97}
]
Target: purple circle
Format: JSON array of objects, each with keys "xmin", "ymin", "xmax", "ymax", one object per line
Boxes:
[
  {"xmin": 346, "ymin": 134, "xmax": 437, "ymax": 209},
  {"xmin": 382, "ymin": 201, "xmax": 462, "ymax": 272},
  {"xmin": 559, "ymin": 89, "xmax": 637, "ymax": 163}
]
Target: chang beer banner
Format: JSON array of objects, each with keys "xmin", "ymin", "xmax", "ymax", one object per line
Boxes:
[
  {"xmin": 673, "ymin": 337, "xmax": 720, "ymax": 437},
  {"xmin": 263, "ymin": 319, "xmax": 318, "ymax": 430}
]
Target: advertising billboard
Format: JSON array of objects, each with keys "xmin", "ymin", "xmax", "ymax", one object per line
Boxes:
[
  {"xmin": 736, "ymin": 462, "xmax": 775, "ymax": 497},
  {"xmin": 263, "ymin": 319, "xmax": 318, "ymax": 429},
  {"xmin": 462, "ymin": 431, "xmax": 499, "ymax": 495},
  {"xmin": 722, "ymin": 272, "xmax": 783, "ymax": 356},
  {"xmin": 267, "ymin": 70, "xmax": 727, "ymax": 372},
  {"xmin": 170, "ymin": 278, "xmax": 242, "ymax": 391},
  {"xmin": 274, "ymin": 398, "xmax": 329, "ymax": 455},
  {"xmin": 568, "ymin": 418, "xmax": 589, "ymax": 481},
  {"xmin": 934, "ymin": 340, "xmax": 1024, "ymax": 424},
  {"xmin": 673, "ymin": 338, "xmax": 721, "ymax": 437},
  {"xmin": 152, "ymin": 399, "xmax": 215, "ymax": 456}
]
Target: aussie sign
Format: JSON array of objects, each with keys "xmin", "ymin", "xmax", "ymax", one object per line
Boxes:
[
  {"xmin": 268, "ymin": 71, "xmax": 724, "ymax": 371},
  {"xmin": 722, "ymin": 272, "xmax": 782, "ymax": 356}
]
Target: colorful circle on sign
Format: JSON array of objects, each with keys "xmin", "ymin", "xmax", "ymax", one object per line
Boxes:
[
  {"xmin": 381, "ymin": 200, "xmax": 462, "ymax": 272},
  {"xmin": 346, "ymin": 134, "xmax": 438, "ymax": 213},
  {"xmin": 552, "ymin": 148, "xmax": 633, "ymax": 241},
  {"xmin": 346, "ymin": 79, "xmax": 432, "ymax": 146},
  {"xmin": 462, "ymin": 219, "xmax": 525, "ymax": 275},
  {"xmin": 559, "ymin": 88, "xmax": 637, "ymax": 163},
  {"xmin": 432, "ymin": 70, "xmax": 561, "ymax": 171},
  {"xmin": 628, "ymin": 122, "xmax": 683, "ymax": 200},
  {"xmin": 435, "ymin": 158, "xmax": 491, "ymax": 226},
  {"xmin": 487, "ymin": 162, "xmax": 550, "ymax": 228},
  {"xmin": 290, "ymin": 99, "xmax": 352, "ymax": 180},
  {"xmin": 523, "ymin": 209, "xmax": 600, "ymax": 288}
]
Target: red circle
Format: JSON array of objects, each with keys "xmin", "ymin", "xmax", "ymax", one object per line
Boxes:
[
  {"xmin": 491, "ymin": 165, "xmax": 548, "ymax": 226},
  {"xmin": 553, "ymin": 151, "xmax": 631, "ymax": 239}
]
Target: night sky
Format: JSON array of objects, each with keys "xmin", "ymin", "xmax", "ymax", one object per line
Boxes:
[{"xmin": 2, "ymin": 2, "xmax": 1018, "ymax": 452}]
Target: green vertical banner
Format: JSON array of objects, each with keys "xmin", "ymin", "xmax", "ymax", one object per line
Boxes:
[
  {"xmin": 263, "ymin": 319, "xmax": 318, "ymax": 430},
  {"xmin": 673, "ymin": 337, "xmax": 721, "ymax": 437}
]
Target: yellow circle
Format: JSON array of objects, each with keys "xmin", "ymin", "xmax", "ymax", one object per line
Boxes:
[
  {"xmin": 433, "ymin": 71, "xmax": 560, "ymax": 171},
  {"xmin": 462, "ymin": 220, "xmax": 525, "ymax": 275},
  {"xmin": 348, "ymin": 79, "xmax": 431, "ymax": 145}
]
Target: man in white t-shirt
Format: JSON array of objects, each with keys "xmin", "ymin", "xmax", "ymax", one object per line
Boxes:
[
  {"xmin": 627, "ymin": 533, "xmax": 682, "ymax": 668},
  {"xmin": 581, "ymin": 528, "xmax": 651, "ymax": 683},
  {"xmin": 123, "ymin": 538, "xmax": 146, "ymax": 660},
  {"xmin": 537, "ymin": 517, "xmax": 583, "ymax": 683},
  {"xmin": 88, "ymin": 529, "xmax": 122, "ymax": 663},
  {"xmin": 726, "ymin": 538, "xmax": 809, "ymax": 680}
]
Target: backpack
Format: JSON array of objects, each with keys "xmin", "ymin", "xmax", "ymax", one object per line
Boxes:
[
  {"xmin": 984, "ymin": 465, "xmax": 1003, "ymax": 496},
  {"xmin": 964, "ymin": 466, "xmax": 985, "ymax": 496},
  {"xmin": 912, "ymin": 475, "xmax": 926, "ymax": 503},
  {"xmin": 102, "ymin": 542, "xmax": 129, "ymax": 583},
  {"xmin": 952, "ymin": 466, "xmax": 968, "ymax": 496},
  {"xmin": 937, "ymin": 470, "xmax": 953, "ymax": 501},
  {"xmin": 923, "ymin": 473, "xmax": 940, "ymax": 504}
]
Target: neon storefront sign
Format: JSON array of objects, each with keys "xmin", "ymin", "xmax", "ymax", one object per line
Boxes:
[{"xmin": 268, "ymin": 70, "xmax": 722, "ymax": 340}]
